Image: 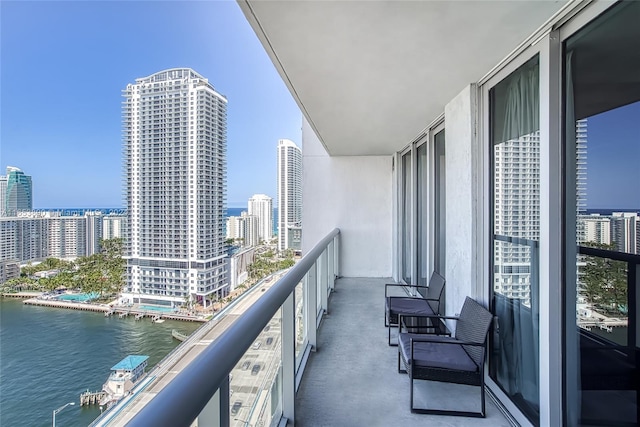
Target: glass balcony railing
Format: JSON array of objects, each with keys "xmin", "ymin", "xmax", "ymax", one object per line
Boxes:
[
  {"xmin": 97, "ymin": 229, "xmax": 339, "ymax": 426},
  {"xmin": 575, "ymin": 245, "xmax": 639, "ymax": 426}
]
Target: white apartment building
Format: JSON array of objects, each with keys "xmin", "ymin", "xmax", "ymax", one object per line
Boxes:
[
  {"xmin": 122, "ymin": 68, "xmax": 228, "ymax": 308},
  {"xmin": 48, "ymin": 216, "xmax": 86, "ymax": 259},
  {"xmin": 247, "ymin": 193, "xmax": 273, "ymax": 242},
  {"xmin": 611, "ymin": 212, "xmax": 638, "ymax": 254},
  {"xmin": 226, "ymin": 212, "xmax": 259, "ymax": 248},
  {"xmin": 580, "ymin": 214, "xmax": 612, "ymax": 245},
  {"xmin": 277, "ymin": 139, "xmax": 302, "ymax": 252},
  {"xmin": 85, "ymin": 211, "xmax": 103, "ymax": 256},
  {"xmin": 103, "ymin": 214, "xmax": 126, "ymax": 240}
]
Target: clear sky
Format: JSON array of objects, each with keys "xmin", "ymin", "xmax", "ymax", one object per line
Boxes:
[
  {"xmin": 585, "ymin": 102, "xmax": 640, "ymax": 210},
  {"xmin": 2, "ymin": 2, "xmax": 638, "ymax": 211},
  {"xmin": 0, "ymin": 1, "xmax": 301, "ymax": 208}
]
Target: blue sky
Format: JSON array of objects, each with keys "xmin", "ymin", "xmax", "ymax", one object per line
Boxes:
[
  {"xmin": 2, "ymin": 2, "xmax": 638, "ymax": 211},
  {"xmin": 585, "ymin": 102, "xmax": 640, "ymax": 209},
  {"xmin": 0, "ymin": 1, "xmax": 301, "ymax": 208}
]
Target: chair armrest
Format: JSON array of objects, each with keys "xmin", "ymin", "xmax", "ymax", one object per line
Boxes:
[
  {"xmin": 400, "ymin": 313, "xmax": 459, "ymax": 322},
  {"xmin": 407, "ymin": 335, "xmax": 485, "ymax": 347},
  {"xmin": 399, "ymin": 314, "xmax": 452, "ymax": 336},
  {"xmin": 385, "ymin": 283, "xmax": 427, "ymax": 297}
]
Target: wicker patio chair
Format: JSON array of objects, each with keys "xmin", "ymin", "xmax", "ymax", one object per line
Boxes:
[
  {"xmin": 397, "ymin": 297, "xmax": 493, "ymax": 417},
  {"xmin": 385, "ymin": 271, "xmax": 445, "ymax": 346}
]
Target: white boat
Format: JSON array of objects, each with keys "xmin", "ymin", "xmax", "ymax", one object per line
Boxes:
[
  {"xmin": 152, "ymin": 315, "xmax": 164, "ymax": 323},
  {"xmin": 99, "ymin": 355, "xmax": 149, "ymax": 408}
]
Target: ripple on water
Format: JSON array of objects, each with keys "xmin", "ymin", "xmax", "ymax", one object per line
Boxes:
[{"xmin": 0, "ymin": 299, "xmax": 201, "ymax": 427}]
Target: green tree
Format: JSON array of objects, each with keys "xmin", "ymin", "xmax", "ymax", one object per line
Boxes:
[{"xmin": 580, "ymin": 242, "xmax": 627, "ymax": 313}]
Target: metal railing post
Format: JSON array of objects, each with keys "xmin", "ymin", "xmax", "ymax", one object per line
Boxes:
[
  {"xmin": 334, "ymin": 235, "xmax": 340, "ymax": 281},
  {"xmin": 328, "ymin": 240, "xmax": 335, "ymax": 292},
  {"xmin": 195, "ymin": 377, "xmax": 229, "ymax": 427},
  {"xmin": 319, "ymin": 252, "xmax": 328, "ymax": 314},
  {"xmin": 282, "ymin": 292, "xmax": 295, "ymax": 425},
  {"xmin": 305, "ymin": 272, "xmax": 317, "ymax": 350}
]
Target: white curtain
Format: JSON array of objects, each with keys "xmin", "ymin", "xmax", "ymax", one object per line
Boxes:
[{"xmin": 492, "ymin": 57, "xmax": 540, "ymax": 414}]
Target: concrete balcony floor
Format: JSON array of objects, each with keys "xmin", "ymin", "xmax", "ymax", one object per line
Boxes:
[{"xmin": 295, "ymin": 277, "xmax": 512, "ymax": 427}]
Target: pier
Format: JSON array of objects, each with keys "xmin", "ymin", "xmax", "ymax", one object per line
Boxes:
[
  {"xmin": 22, "ymin": 298, "xmax": 207, "ymax": 322},
  {"xmin": 1, "ymin": 291, "xmax": 43, "ymax": 299},
  {"xmin": 81, "ymin": 390, "xmax": 107, "ymax": 406},
  {"xmin": 24, "ymin": 299, "xmax": 110, "ymax": 313}
]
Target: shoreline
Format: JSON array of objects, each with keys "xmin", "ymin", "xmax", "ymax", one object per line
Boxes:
[{"xmin": 1, "ymin": 294, "xmax": 207, "ymax": 323}]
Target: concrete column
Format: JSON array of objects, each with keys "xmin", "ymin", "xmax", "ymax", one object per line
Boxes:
[{"xmin": 443, "ymin": 84, "xmax": 480, "ymax": 320}]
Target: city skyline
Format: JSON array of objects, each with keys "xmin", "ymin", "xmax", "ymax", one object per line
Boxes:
[{"xmin": 1, "ymin": 1, "xmax": 300, "ymax": 208}]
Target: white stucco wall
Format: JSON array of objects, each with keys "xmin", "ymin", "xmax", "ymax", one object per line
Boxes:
[
  {"xmin": 443, "ymin": 84, "xmax": 480, "ymax": 317},
  {"xmin": 301, "ymin": 118, "xmax": 392, "ymax": 277}
]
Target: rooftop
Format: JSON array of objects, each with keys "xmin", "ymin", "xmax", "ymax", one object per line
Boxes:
[{"xmin": 111, "ymin": 355, "xmax": 149, "ymax": 372}]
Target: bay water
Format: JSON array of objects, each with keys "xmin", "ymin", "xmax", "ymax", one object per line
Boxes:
[{"xmin": 0, "ymin": 299, "xmax": 201, "ymax": 426}]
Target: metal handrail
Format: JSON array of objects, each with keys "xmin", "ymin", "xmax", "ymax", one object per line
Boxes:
[{"xmin": 126, "ymin": 228, "xmax": 340, "ymax": 427}]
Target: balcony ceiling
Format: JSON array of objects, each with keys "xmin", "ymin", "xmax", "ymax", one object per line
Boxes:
[{"xmin": 239, "ymin": 0, "xmax": 568, "ymax": 156}]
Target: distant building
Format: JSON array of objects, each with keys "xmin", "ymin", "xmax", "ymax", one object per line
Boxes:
[
  {"xmin": 0, "ymin": 211, "xmax": 130, "ymax": 282},
  {"xmin": 611, "ymin": 212, "xmax": 638, "ymax": 254},
  {"xmin": 0, "ymin": 166, "xmax": 33, "ymax": 216},
  {"xmin": 248, "ymin": 194, "xmax": 273, "ymax": 242},
  {"xmin": 103, "ymin": 214, "xmax": 126, "ymax": 240},
  {"xmin": 579, "ymin": 214, "xmax": 611, "ymax": 245},
  {"xmin": 85, "ymin": 211, "xmax": 103, "ymax": 256},
  {"xmin": 226, "ymin": 212, "xmax": 259, "ymax": 248},
  {"xmin": 48, "ymin": 215, "xmax": 86, "ymax": 259},
  {"xmin": 277, "ymin": 139, "xmax": 302, "ymax": 252},
  {"xmin": 122, "ymin": 68, "xmax": 229, "ymax": 308},
  {"xmin": 228, "ymin": 247, "xmax": 256, "ymax": 291},
  {"xmin": 1, "ymin": 215, "xmax": 51, "ymax": 265}
]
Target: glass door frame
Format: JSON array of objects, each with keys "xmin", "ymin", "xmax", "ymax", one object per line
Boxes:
[
  {"xmin": 479, "ymin": 29, "xmax": 564, "ymax": 427},
  {"xmin": 430, "ymin": 122, "xmax": 446, "ymax": 281},
  {"xmin": 398, "ymin": 144, "xmax": 415, "ymax": 287},
  {"xmin": 557, "ymin": 2, "xmax": 629, "ymax": 426}
]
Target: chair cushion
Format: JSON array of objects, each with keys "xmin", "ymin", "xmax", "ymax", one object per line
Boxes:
[
  {"xmin": 399, "ymin": 333, "xmax": 479, "ymax": 372},
  {"xmin": 387, "ymin": 297, "xmax": 435, "ymax": 316}
]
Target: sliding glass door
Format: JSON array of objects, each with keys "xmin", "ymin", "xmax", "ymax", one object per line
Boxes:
[
  {"xmin": 563, "ymin": 2, "xmax": 640, "ymax": 425},
  {"xmin": 489, "ymin": 55, "xmax": 540, "ymax": 423}
]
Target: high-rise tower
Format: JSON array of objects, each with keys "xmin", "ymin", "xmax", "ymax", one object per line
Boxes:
[
  {"xmin": 0, "ymin": 166, "xmax": 33, "ymax": 216},
  {"xmin": 277, "ymin": 139, "xmax": 302, "ymax": 252},
  {"xmin": 122, "ymin": 68, "xmax": 228, "ymax": 308},
  {"xmin": 248, "ymin": 194, "xmax": 273, "ymax": 242}
]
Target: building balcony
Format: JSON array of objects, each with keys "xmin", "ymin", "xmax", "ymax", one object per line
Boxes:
[{"xmin": 95, "ymin": 230, "xmax": 510, "ymax": 427}]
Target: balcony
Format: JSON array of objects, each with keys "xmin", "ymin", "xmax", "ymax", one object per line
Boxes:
[{"xmin": 96, "ymin": 230, "xmax": 510, "ymax": 426}]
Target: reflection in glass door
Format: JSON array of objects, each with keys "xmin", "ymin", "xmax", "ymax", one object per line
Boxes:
[
  {"xmin": 564, "ymin": 2, "xmax": 640, "ymax": 425},
  {"xmin": 489, "ymin": 55, "xmax": 540, "ymax": 423}
]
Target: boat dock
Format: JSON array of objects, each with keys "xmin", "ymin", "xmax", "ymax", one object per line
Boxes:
[
  {"xmin": 80, "ymin": 390, "xmax": 107, "ymax": 406},
  {"xmin": 24, "ymin": 299, "xmax": 110, "ymax": 313},
  {"xmin": 1, "ymin": 291, "xmax": 43, "ymax": 299},
  {"xmin": 22, "ymin": 298, "xmax": 207, "ymax": 322}
]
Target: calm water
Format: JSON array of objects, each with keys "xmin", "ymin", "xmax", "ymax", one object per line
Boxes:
[{"xmin": 0, "ymin": 299, "xmax": 201, "ymax": 427}]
